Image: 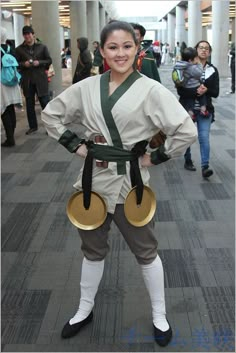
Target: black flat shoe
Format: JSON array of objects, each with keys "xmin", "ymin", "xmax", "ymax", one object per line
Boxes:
[
  {"xmin": 1, "ymin": 140, "xmax": 15, "ymax": 147},
  {"xmin": 61, "ymin": 311, "xmax": 93, "ymax": 339},
  {"xmin": 202, "ymin": 166, "xmax": 213, "ymax": 178},
  {"xmin": 153, "ymin": 323, "xmax": 172, "ymax": 347},
  {"xmin": 184, "ymin": 160, "xmax": 196, "ymax": 171},
  {"xmin": 25, "ymin": 128, "xmax": 38, "ymax": 135}
]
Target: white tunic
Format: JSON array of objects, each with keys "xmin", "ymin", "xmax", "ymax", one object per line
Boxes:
[{"xmin": 41, "ymin": 72, "xmax": 197, "ymax": 213}]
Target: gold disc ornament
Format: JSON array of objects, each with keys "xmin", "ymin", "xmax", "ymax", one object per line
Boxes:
[
  {"xmin": 67, "ymin": 191, "xmax": 107, "ymax": 230},
  {"xmin": 124, "ymin": 186, "xmax": 156, "ymax": 227}
]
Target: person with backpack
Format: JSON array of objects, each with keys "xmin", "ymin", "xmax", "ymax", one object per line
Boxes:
[
  {"xmin": 1, "ymin": 27, "xmax": 22, "ymax": 147},
  {"xmin": 15, "ymin": 26, "xmax": 52, "ymax": 135},
  {"xmin": 173, "ymin": 47, "xmax": 209, "ymax": 121},
  {"xmin": 177, "ymin": 41, "xmax": 219, "ymax": 178}
]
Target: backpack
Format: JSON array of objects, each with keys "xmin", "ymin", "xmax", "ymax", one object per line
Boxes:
[
  {"xmin": 1, "ymin": 46, "xmax": 21, "ymax": 86},
  {"xmin": 172, "ymin": 68, "xmax": 185, "ymax": 87}
]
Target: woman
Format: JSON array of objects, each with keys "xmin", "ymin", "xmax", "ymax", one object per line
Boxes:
[
  {"xmin": 41, "ymin": 21, "xmax": 197, "ymax": 347},
  {"xmin": 1, "ymin": 27, "xmax": 22, "ymax": 147},
  {"xmin": 177, "ymin": 40, "xmax": 220, "ymax": 178},
  {"xmin": 72, "ymin": 37, "xmax": 92, "ymax": 84}
]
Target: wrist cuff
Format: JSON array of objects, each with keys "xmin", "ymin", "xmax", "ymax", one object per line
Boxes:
[
  {"xmin": 58, "ymin": 130, "xmax": 84, "ymax": 153},
  {"xmin": 150, "ymin": 144, "xmax": 170, "ymax": 165}
]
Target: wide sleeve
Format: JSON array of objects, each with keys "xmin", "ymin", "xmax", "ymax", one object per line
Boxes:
[
  {"xmin": 41, "ymin": 83, "xmax": 85, "ymax": 152},
  {"xmin": 145, "ymin": 84, "xmax": 198, "ymax": 159}
]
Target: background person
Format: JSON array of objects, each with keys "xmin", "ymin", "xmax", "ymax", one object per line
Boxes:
[
  {"xmin": 42, "ymin": 20, "xmax": 197, "ymax": 347},
  {"xmin": 1, "ymin": 27, "xmax": 22, "ymax": 147},
  {"xmin": 173, "ymin": 47, "xmax": 209, "ymax": 120},
  {"xmin": 229, "ymin": 42, "xmax": 235, "ymax": 93},
  {"xmin": 72, "ymin": 37, "xmax": 92, "ymax": 84},
  {"xmin": 177, "ymin": 40, "xmax": 219, "ymax": 178},
  {"xmin": 131, "ymin": 23, "xmax": 161, "ymax": 82},
  {"xmin": 15, "ymin": 25, "xmax": 52, "ymax": 135}
]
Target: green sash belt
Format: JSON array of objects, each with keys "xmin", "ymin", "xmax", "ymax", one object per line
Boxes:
[{"xmin": 82, "ymin": 140, "xmax": 148, "ymax": 210}]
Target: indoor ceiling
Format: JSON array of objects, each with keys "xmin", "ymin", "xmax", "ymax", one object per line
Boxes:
[
  {"xmin": 1, "ymin": 0, "xmax": 71, "ymax": 27},
  {"xmin": 1, "ymin": 0, "xmax": 235, "ymax": 28}
]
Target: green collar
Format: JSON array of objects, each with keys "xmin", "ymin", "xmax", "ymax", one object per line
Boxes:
[{"xmin": 100, "ymin": 70, "xmax": 141, "ymax": 174}]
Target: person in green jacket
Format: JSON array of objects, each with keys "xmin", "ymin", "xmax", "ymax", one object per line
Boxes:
[{"xmin": 131, "ymin": 23, "xmax": 161, "ymax": 83}]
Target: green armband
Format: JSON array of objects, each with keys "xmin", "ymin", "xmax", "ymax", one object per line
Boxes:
[
  {"xmin": 58, "ymin": 130, "xmax": 85, "ymax": 153},
  {"xmin": 150, "ymin": 144, "xmax": 170, "ymax": 165}
]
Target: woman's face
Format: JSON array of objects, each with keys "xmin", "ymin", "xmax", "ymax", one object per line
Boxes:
[
  {"xmin": 100, "ymin": 29, "xmax": 138, "ymax": 75},
  {"xmin": 196, "ymin": 42, "xmax": 211, "ymax": 61}
]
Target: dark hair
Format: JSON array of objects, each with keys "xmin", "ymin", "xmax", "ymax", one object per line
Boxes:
[
  {"xmin": 181, "ymin": 47, "xmax": 198, "ymax": 61},
  {"xmin": 195, "ymin": 40, "xmax": 212, "ymax": 53},
  {"xmin": 100, "ymin": 20, "xmax": 138, "ymax": 48},
  {"xmin": 130, "ymin": 23, "xmax": 146, "ymax": 37},
  {"xmin": 93, "ymin": 41, "xmax": 99, "ymax": 46},
  {"xmin": 22, "ymin": 25, "xmax": 34, "ymax": 35}
]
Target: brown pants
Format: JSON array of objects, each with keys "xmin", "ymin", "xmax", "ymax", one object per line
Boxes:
[{"xmin": 78, "ymin": 204, "xmax": 158, "ymax": 265}]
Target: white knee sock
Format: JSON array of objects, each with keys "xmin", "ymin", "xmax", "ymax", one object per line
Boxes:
[
  {"xmin": 141, "ymin": 255, "xmax": 169, "ymax": 331},
  {"xmin": 69, "ymin": 257, "xmax": 104, "ymax": 325}
]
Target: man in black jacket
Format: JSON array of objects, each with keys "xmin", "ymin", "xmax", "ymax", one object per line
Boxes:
[
  {"xmin": 15, "ymin": 26, "xmax": 52, "ymax": 135},
  {"xmin": 230, "ymin": 42, "xmax": 235, "ymax": 94}
]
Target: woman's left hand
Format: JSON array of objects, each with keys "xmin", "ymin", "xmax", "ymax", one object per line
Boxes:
[{"xmin": 140, "ymin": 153, "xmax": 154, "ymax": 167}]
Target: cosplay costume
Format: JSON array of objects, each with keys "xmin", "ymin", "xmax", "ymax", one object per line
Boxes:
[
  {"xmin": 42, "ymin": 70, "xmax": 196, "ymax": 214},
  {"xmin": 41, "ymin": 70, "xmax": 197, "ymax": 346}
]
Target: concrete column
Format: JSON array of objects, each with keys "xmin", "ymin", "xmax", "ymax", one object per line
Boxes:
[
  {"xmin": 99, "ymin": 6, "xmax": 106, "ymax": 33},
  {"xmin": 87, "ymin": 1, "xmax": 100, "ymax": 50},
  {"xmin": 13, "ymin": 13, "xmax": 25, "ymax": 47},
  {"xmin": 59, "ymin": 27, "xmax": 64, "ymax": 51},
  {"xmin": 31, "ymin": 1, "xmax": 62, "ymax": 96},
  {"xmin": 176, "ymin": 5, "xmax": 186, "ymax": 44},
  {"xmin": 202, "ymin": 26, "xmax": 208, "ymax": 41},
  {"xmin": 231, "ymin": 18, "xmax": 235, "ymax": 43},
  {"xmin": 161, "ymin": 19, "xmax": 167, "ymax": 43},
  {"xmin": 211, "ymin": 0, "xmax": 230, "ymax": 77},
  {"xmin": 70, "ymin": 1, "xmax": 87, "ymax": 78},
  {"xmin": 188, "ymin": 1, "xmax": 202, "ymax": 47},
  {"xmin": 167, "ymin": 13, "xmax": 175, "ymax": 52}
]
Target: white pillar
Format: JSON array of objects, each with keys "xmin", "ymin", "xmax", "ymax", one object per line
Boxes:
[
  {"xmin": 202, "ymin": 26, "xmax": 208, "ymax": 41},
  {"xmin": 87, "ymin": 1, "xmax": 100, "ymax": 50},
  {"xmin": 31, "ymin": 1, "xmax": 62, "ymax": 96},
  {"xmin": 13, "ymin": 13, "xmax": 25, "ymax": 47},
  {"xmin": 188, "ymin": 1, "xmax": 202, "ymax": 47},
  {"xmin": 167, "ymin": 13, "xmax": 175, "ymax": 52},
  {"xmin": 231, "ymin": 18, "xmax": 235, "ymax": 43},
  {"xmin": 70, "ymin": 1, "xmax": 87, "ymax": 77},
  {"xmin": 59, "ymin": 27, "xmax": 64, "ymax": 50},
  {"xmin": 176, "ymin": 5, "xmax": 186, "ymax": 44},
  {"xmin": 161, "ymin": 19, "xmax": 167, "ymax": 43},
  {"xmin": 99, "ymin": 6, "xmax": 106, "ymax": 33},
  {"xmin": 211, "ymin": 0, "xmax": 230, "ymax": 77}
]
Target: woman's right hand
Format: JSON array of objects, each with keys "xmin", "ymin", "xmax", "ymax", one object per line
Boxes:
[{"xmin": 75, "ymin": 144, "xmax": 88, "ymax": 158}]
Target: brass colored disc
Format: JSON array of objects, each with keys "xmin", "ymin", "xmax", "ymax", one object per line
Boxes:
[
  {"xmin": 67, "ymin": 191, "xmax": 107, "ymax": 230},
  {"xmin": 124, "ymin": 186, "xmax": 156, "ymax": 227}
]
